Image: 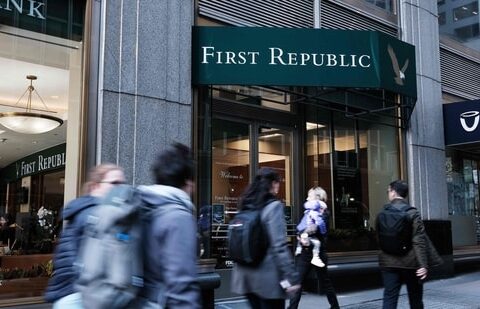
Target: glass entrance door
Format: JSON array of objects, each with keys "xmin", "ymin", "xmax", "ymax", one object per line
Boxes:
[{"xmin": 202, "ymin": 118, "xmax": 294, "ymax": 266}]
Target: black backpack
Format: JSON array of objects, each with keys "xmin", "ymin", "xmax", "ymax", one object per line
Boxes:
[
  {"xmin": 376, "ymin": 203, "xmax": 415, "ymax": 256},
  {"xmin": 227, "ymin": 202, "xmax": 272, "ymax": 266}
]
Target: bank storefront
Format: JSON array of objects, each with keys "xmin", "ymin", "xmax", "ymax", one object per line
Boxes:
[
  {"xmin": 192, "ymin": 26, "xmax": 417, "ymax": 296},
  {"xmin": 444, "ymin": 100, "xmax": 480, "ymax": 247},
  {"xmin": 0, "ymin": 0, "xmax": 88, "ymax": 301}
]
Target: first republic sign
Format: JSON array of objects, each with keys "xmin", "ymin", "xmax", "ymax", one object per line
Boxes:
[{"xmin": 192, "ymin": 27, "xmax": 417, "ymax": 99}]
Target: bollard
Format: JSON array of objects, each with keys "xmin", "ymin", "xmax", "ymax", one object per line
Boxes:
[{"xmin": 197, "ymin": 259, "xmax": 221, "ymax": 309}]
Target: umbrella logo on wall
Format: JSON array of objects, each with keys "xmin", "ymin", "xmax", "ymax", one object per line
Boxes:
[{"xmin": 460, "ymin": 111, "xmax": 480, "ymax": 132}]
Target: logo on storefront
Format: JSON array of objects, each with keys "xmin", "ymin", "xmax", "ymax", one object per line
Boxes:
[
  {"xmin": 387, "ymin": 45, "xmax": 409, "ymax": 86},
  {"xmin": 0, "ymin": 0, "xmax": 46, "ymax": 20},
  {"xmin": 460, "ymin": 111, "xmax": 480, "ymax": 132}
]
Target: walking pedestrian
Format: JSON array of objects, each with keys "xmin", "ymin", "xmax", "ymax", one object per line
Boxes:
[
  {"xmin": 44, "ymin": 164, "xmax": 126, "ymax": 309},
  {"xmin": 231, "ymin": 167, "xmax": 300, "ymax": 309},
  {"xmin": 288, "ymin": 186, "xmax": 340, "ymax": 309},
  {"xmin": 138, "ymin": 143, "xmax": 201, "ymax": 308},
  {"xmin": 376, "ymin": 180, "xmax": 442, "ymax": 309}
]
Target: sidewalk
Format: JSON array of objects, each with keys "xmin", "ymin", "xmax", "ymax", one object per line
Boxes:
[
  {"xmin": 215, "ymin": 267, "xmax": 480, "ymax": 308},
  {"xmin": 3, "ymin": 268, "xmax": 480, "ymax": 308}
]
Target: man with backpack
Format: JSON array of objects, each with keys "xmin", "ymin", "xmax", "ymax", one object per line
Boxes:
[
  {"xmin": 376, "ymin": 180, "xmax": 441, "ymax": 309},
  {"xmin": 137, "ymin": 143, "xmax": 200, "ymax": 308}
]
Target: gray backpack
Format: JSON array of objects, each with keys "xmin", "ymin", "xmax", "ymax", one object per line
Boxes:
[{"xmin": 76, "ymin": 185, "xmax": 145, "ymax": 309}]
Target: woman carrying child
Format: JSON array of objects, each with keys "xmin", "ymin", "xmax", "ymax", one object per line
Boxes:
[{"xmin": 288, "ymin": 187, "xmax": 340, "ymax": 309}]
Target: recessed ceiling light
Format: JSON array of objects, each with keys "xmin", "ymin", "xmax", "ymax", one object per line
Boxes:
[
  {"xmin": 32, "ymin": 141, "xmax": 38, "ymax": 144},
  {"xmin": 50, "ymin": 95, "xmax": 60, "ymax": 99},
  {"xmin": 0, "ymin": 130, "xmax": 5, "ymax": 135}
]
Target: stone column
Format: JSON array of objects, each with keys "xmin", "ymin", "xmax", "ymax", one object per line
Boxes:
[
  {"xmin": 400, "ymin": 0, "xmax": 453, "ymax": 277},
  {"xmin": 97, "ymin": 0, "xmax": 193, "ymax": 184},
  {"xmin": 399, "ymin": 0, "xmax": 448, "ymax": 220}
]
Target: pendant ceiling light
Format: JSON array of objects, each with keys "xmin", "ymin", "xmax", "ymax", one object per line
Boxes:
[{"xmin": 0, "ymin": 75, "xmax": 63, "ymax": 134}]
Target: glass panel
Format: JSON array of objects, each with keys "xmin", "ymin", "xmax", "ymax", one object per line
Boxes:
[
  {"xmin": 446, "ymin": 150, "xmax": 479, "ymax": 216},
  {"xmin": 0, "ymin": 0, "xmax": 86, "ymax": 300},
  {"xmin": 305, "ymin": 108, "xmax": 333, "ymax": 208},
  {"xmin": 306, "ymin": 107, "xmax": 399, "ymax": 251},
  {"xmin": 363, "ymin": 0, "xmax": 394, "ymax": 12},
  {"xmin": 258, "ymin": 126, "xmax": 293, "ymax": 207},
  {"xmin": 438, "ymin": 0, "xmax": 480, "ymax": 52},
  {"xmin": 212, "ymin": 85, "xmax": 292, "ymax": 112},
  {"xmin": 208, "ymin": 119, "xmax": 250, "ymax": 265}
]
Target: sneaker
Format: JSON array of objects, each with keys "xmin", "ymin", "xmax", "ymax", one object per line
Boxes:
[{"xmin": 311, "ymin": 255, "xmax": 325, "ymax": 268}]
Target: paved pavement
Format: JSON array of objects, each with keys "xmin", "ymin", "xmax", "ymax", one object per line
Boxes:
[
  {"xmin": 3, "ymin": 267, "xmax": 480, "ymax": 308},
  {"xmin": 215, "ymin": 266, "xmax": 480, "ymax": 308}
]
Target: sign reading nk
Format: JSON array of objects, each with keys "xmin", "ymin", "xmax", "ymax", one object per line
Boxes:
[{"xmin": 192, "ymin": 27, "xmax": 417, "ymax": 98}]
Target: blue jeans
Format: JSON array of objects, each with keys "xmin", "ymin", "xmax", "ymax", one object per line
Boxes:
[
  {"xmin": 382, "ymin": 268, "xmax": 423, "ymax": 309},
  {"xmin": 53, "ymin": 292, "xmax": 83, "ymax": 309}
]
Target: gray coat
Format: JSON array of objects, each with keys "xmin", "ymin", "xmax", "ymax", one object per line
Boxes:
[
  {"xmin": 138, "ymin": 185, "xmax": 201, "ymax": 309},
  {"xmin": 231, "ymin": 200, "xmax": 300, "ymax": 299}
]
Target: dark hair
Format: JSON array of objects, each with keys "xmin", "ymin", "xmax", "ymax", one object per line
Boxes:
[
  {"xmin": 239, "ymin": 167, "xmax": 280, "ymax": 210},
  {"xmin": 389, "ymin": 180, "xmax": 408, "ymax": 198},
  {"xmin": 152, "ymin": 143, "xmax": 194, "ymax": 188}
]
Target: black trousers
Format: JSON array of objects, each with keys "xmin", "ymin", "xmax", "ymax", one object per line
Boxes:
[
  {"xmin": 246, "ymin": 293, "xmax": 285, "ymax": 309},
  {"xmin": 382, "ymin": 268, "xmax": 424, "ymax": 309},
  {"xmin": 288, "ymin": 247, "xmax": 339, "ymax": 309}
]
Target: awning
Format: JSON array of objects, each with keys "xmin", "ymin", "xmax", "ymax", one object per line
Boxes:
[
  {"xmin": 192, "ymin": 27, "xmax": 417, "ymax": 99},
  {"xmin": 192, "ymin": 27, "xmax": 418, "ymax": 128},
  {"xmin": 444, "ymin": 99, "xmax": 480, "ymax": 148}
]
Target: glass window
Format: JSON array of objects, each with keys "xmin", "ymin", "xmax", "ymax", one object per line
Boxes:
[
  {"xmin": 453, "ymin": 2, "xmax": 479, "ymax": 21},
  {"xmin": 258, "ymin": 126, "xmax": 293, "ymax": 206},
  {"xmin": 446, "ymin": 149, "xmax": 479, "ymax": 216},
  {"xmin": 363, "ymin": 0, "xmax": 394, "ymax": 12},
  {"xmin": 305, "ymin": 104, "xmax": 400, "ymax": 252},
  {"xmin": 438, "ymin": 0, "xmax": 480, "ymax": 52},
  {"xmin": 439, "ymin": 12, "xmax": 447, "ymax": 25},
  {"xmin": 212, "ymin": 85, "xmax": 292, "ymax": 112},
  {"xmin": 0, "ymin": 0, "xmax": 86, "ymax": 300}
]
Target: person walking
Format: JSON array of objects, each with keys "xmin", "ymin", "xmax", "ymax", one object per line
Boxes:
[
  {"xmin": 231, "ymin": 167, "xmax": 300, "ymax": 309},
  {"xmin": 376, "ymin": 180, "xmax": 442, "ymax": 309},
  {"xmin": 288, "ymin": 187, "xmax": 340, "ymax": 309},
  {"xmin": 44, "ymin": 164, "xmax": 126, "ymax": 309},
  {"xmin": 138, "ymin": 143, "xmax": 201, "ymax": 308}
]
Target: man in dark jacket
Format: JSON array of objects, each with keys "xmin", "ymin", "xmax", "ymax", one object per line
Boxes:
[
  {"xmin": 138, "ymin": 143, "xmax": 200, "ymax": 308},
  {"xmin": 376, "ymin": 180, "xmax": 441, "ymax": 309}
]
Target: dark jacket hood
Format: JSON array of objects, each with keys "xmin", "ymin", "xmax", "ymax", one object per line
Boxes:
[{"xmin": 62, "ymin": 195, "xmax": 99, "ymax": 220}]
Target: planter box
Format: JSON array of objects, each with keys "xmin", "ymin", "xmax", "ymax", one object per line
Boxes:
[
  {"xmin": 0, "ymin": 254, "xmax": 52, "ymax": 269},
  {"xmin": 0, "ymin": 277, "xmax": 49, "ymax": 300}
]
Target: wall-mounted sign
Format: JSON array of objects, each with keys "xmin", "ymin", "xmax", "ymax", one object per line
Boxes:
[
  {"xmin": 0, "ymin": 0, "xmax": 45, "ymax": 19},
  {"xmin": 0, "ymin": 143, "xmax": 66, "ymax": 182},
  {"xmin": 444, "ymin": 99, "xmax": 480, "ymax": 146},
  {"xmin": 192, "ymin": 27, "xmax": 417, "ymax": 98},
  {"xmin": 0, "ymin": 0, "xmax": 86, "ymax": 41}
]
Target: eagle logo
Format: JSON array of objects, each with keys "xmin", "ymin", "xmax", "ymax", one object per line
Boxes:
[{"xmin": 387, "ymin": 44, "xmax": 409, "ymax": 86}]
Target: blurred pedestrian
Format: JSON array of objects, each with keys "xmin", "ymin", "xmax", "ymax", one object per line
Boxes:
[
  {"xmin": 232, "ymin": 167, "xmax": 300, "ymax": 309},
  {"xmin": 376, "ymin": 180, "xmax": 442, "ymax": 309},
  {"xmin": 44, "ymin": 164, "xmax": 126, "ymax": 309},
  {"xmin": 138, "ymin": 143, "xmax": 200, "ymax": 308},
  {"xmin": 288, "ymin": 186, "xmax": 340, "ymax": 309}
]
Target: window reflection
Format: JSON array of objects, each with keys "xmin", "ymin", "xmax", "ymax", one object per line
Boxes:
[{"xmin": 438, "ymin": 0, "xmax": 480, "ymax": 51}]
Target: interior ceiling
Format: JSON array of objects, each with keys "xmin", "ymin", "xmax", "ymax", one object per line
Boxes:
[{"xmin": 0, "ymin": 26, "xmax": 77, "ymax": 169}]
